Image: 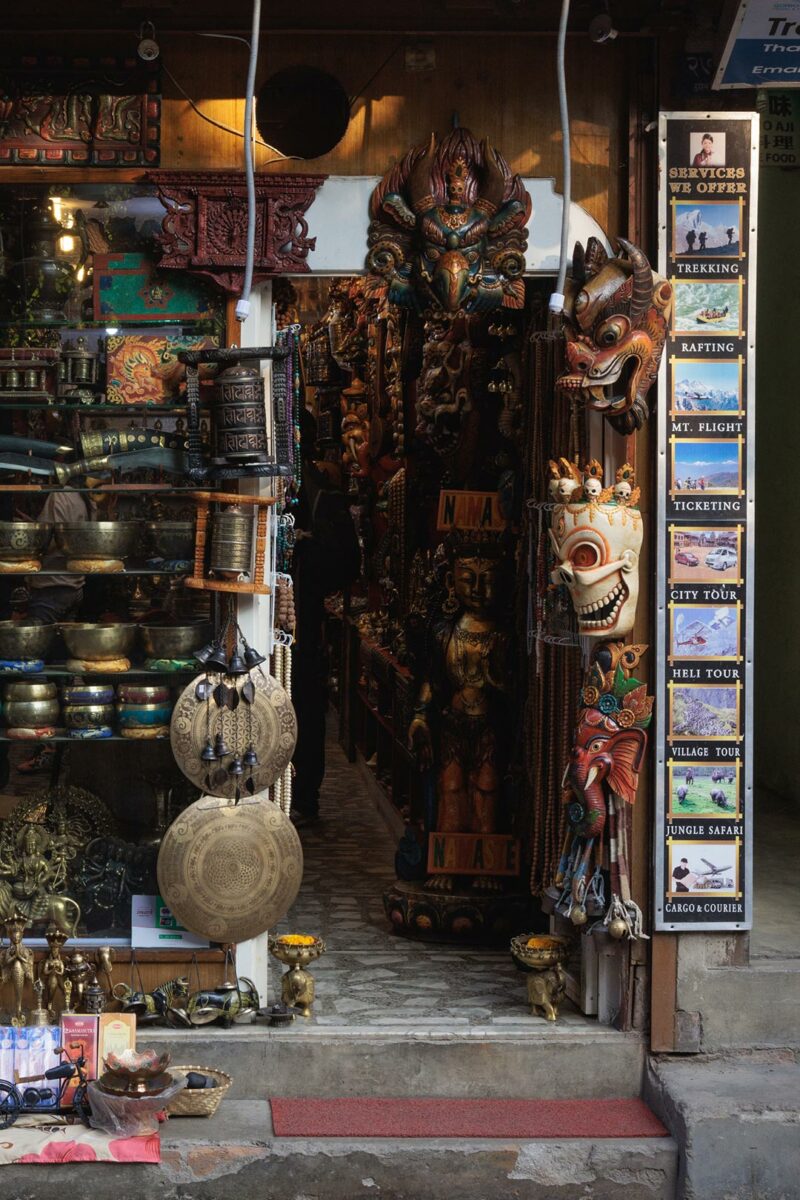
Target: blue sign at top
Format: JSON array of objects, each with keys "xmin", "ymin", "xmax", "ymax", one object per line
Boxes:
[{"xmin": 715, "ymin": 2, "xmax": 800, "ymax": 88}]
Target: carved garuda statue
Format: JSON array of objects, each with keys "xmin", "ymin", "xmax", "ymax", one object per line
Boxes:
[
  {"xmin": 366, "ymin": 128, "xmax": 531, "ymax": 317},
  {"xmin": 557, "ymin": 237, "xmax": 673, "ymax": 435}
]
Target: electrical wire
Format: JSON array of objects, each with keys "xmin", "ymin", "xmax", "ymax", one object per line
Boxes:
[
  {"xmin": 161, "ymin": 61, "xmax": 302, "ymax": 161},
  {"xmin": 550, "ymin": 0, "xmax": 572, "ymax": 316},
  {"xmin": 348, "ymin": 40, "xmax": 403, "ymax": 109},
  {"xmin": 236, "ymin": 0, "xmax": 262, "ymax": 321}
]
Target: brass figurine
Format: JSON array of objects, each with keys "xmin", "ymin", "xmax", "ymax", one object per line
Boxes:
[
  {"xmin": 269, "ymin": 935, "xmax": 325, "ymax": 1019},
  {"xmin": 65, "ymin": 950, "xmax": 93, "ymax": 1010},
  {"xmin": 95, "ymin": 945, "xmax": 115, "ymax": 996},
  {"xmin": 0, "ymin": 824, "xmax": 81, "ymax": 937},
  {"xmin": 41, "ymin": 924, "xmax": 68, "ymax": 1018},
  {"xmin": 29, "ymin": 978, "xmax": 50, "ymax": 1027},
  {"xmin": 510, "ymin": 935, "xmax": 571, "ymax": 1022},
  {"xmin": 62, "ymin": 977, "xmax": 74, "ymax": 1015},
  {"xmin": 1, "ymin": 913, "xmax": 35, "ymax": 1026}
]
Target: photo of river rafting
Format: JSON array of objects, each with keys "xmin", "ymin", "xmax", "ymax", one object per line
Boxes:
[{"xmin": 674, "ymin": 281, "xmax": 741, "ymax": 333}]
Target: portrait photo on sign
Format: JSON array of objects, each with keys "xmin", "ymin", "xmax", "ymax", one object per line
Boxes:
[
  {"xmin": 668, "ymin": 840, "xmax": 739, "ymax": 896},
  {"xmin": 689, "ymin": 130, "xmax": 726, "ymax": 167},
  {"xmin": 671, "ymin": 358, "xmax": 743, "ymax": 416},
  {"xmin": 670, "ymin": 603, "xmax": 741, "ymax": 661},
  {"xmin": 669, "ymin": 683, "xmax": 740, "ymax": 740},
  {"xmin": 673, "ymin": 280, "xmax": 742, "ymax": 334},
  {"xmin": 672, "ymin": 200, "xmax": 742, "ymax": 258},
  {"xmin": 668, "ymin": 760, "xmax": 741, "ymax": 818},
  {"xmin": 671, "ymin": 439, "xmax": 743, "ymax": 495},
  {"xmin": 669, "ymin": 526, "xmax": 742, "ymax": 583}
]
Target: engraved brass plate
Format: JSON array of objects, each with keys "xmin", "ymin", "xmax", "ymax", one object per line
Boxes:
[{"xmin": 156, "ymin": 793, "xmax": 303, "ymax": 942}]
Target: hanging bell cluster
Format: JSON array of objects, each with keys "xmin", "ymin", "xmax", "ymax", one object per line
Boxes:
[{"xmin": 192, "ymin": 609, "xmax": 270, "ymax": 801}]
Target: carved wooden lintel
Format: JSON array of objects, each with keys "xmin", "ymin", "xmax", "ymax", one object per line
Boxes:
[{"xmin": 147, "ymin": 171, "xmax": 326, "ymax": 293}]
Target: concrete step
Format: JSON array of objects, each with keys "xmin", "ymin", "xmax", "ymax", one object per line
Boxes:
[
  {"xmin": 144, "ymin": 1024, "xmax": 646, "ymax": 1100},
  {"xmin": 0, "ymin": 1101, "xmax": 680, "ymax": 1200},
  {"xmin": 645, "ymin": 1050, "xmax": 800, "ymax": 1200}
]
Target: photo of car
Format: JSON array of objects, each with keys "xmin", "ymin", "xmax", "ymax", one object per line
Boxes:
[
  {"xmin": 675, "ymin": 550, "xmax": 699, "ymax": 567},
  {"xmin": 705, "ymin": 547, "xmax": 738, "ymax": 571}
]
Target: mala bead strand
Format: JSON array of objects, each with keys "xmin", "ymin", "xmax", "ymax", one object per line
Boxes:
[{"xmin": 281, "ymin": 644, "xmax": 293, "ymax": 815}]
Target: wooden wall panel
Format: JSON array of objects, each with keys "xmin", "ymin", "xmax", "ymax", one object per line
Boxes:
[{"xmin": 156, "ymin": 33, "xmax": 635, "ymax": 234}]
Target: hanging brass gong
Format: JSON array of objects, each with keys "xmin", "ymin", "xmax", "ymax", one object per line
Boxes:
[
  {"xmin": 156, "ymin": 792, "xmax": 303, "ymax": 943},
  {"xmin": 170, "ymin": 669, "xmax": 297, "ymax": 798}
]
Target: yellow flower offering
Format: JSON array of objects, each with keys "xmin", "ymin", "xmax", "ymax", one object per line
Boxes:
[
  {"xmin": 526, "ymin": 936, "xmax": 553, "ymax": 949},
  {"xmin": 278, "ymin": 934, "xmax": 316, "ymax": 946}
]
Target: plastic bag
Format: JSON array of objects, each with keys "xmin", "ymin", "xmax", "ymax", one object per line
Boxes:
[{"xmin": 87, "ymin": 1074, "xmax": 187, "ymax": 1136}]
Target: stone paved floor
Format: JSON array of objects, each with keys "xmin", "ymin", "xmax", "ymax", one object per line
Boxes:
[{"xmin": 271, "ymin": 733, "xmax": 593, "ymax": 1033}]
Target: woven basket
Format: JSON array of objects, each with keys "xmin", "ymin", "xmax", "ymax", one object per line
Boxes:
[{"xmin": 166, "ymin": 1066, "xmax": 233, "ymax": 1117}]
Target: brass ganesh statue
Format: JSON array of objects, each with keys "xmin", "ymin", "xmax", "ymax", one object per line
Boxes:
[
  {"xmin": 367, "ymin": 128, "xmax": 531, "ymax": 317},
  {"xmin": 557, "ymin": 237, "xmax": 673, "ymax": 434},
  {"xmin": 408, "ymin": 533, "xmax": 512, "ymax": 889}
]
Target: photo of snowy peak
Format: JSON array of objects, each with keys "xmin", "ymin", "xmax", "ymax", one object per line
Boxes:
[
  {"xmin": 671, "ymin": 605, "xmax": 740, "ymax": 659},
  {"xmin": 672, "ymin": 440, "xmax": 742, "ymax": 493},
  {"xmin": 674, "ymin": 201, "xmax": 741, "ymax": 256},
  {"xmin": 672, "ymin": 359, "xmax": 741, "ymax": 413}
]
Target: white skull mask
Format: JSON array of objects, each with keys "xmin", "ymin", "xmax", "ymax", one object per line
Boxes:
[
  {"xmin": 549, "ymin": 502, "xmax": 642, "ymax": 637},
  {"xmin": 614, "ymin": 480, "xmax": 632, "ymax": 503},
  {"xmin": 583, "ymin": 476, "xmax": 602, "ymax": 501}
]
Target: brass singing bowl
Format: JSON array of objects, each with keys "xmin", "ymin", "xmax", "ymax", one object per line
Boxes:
[
  {"xmin": 145, "ymin": 521, "xmax": 195, "ymax": 560},
  {"xmin": 0, "ymin": 620, "xmax": 56, "ymax": 661},
  {"xmin": 510, "ymin": 934, "xmax": 571, "ymax": 972},
  {"xmin": 54, "ymin": 521, "xmax": 142, "ymax": 561},
  {"xmin": 63, "ymin": 703, "xmax": 116, "ymax": 729},
  {"xmin": 0, "ymin": 521, "xmax": 53, "ymax": 561},
  {"xmin": 117, "ymin": 684, "xmax": 171, "ymax": 704},
  {"xmin": 140, "ymin": 621, "xmax": 212, "ymax": 659},
  {"xmin": 3, "ymin": 681, "xmax": 58, "ymax": 702},
  {"xmin": 60, "ymin": 622, "xmax": 138, "ymax": 660},
  {"xmin": 5, "ymin": 698, "xmax": 61, "ymax": 727},
  {"xmin": 61, "ymin": 684, "xmax": 116, "ymax": 704}
]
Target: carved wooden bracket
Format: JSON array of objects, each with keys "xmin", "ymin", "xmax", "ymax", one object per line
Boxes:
[{"xmin": 147, "ymin": 171, "xmax": 327, "ymax": 294}]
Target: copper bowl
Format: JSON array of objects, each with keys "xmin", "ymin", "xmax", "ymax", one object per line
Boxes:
[
  {"xmin": 54, "ymin": 521, "xmax": 142, "ymax": 561},
  {"xmin": 102, "ymin": 1048, "xmax": 172, "ymax": 1096},
  {"xmin": 0, "ymin": 621, "xmax": 56, "ymax": 661},
  {"xmin": 0, "ymin": 521, "xmax": 53, "ymax": 561},
  {"xmin": 510, "ymin": 934, "xmax": 571, "ymax": 972}
]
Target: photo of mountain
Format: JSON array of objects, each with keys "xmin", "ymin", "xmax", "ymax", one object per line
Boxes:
[
  {"xmin": 672, "ymin": 359, "xmax": 740, "ymax": 414},
  {"xmin": 671, "ymin": 604, "xmax": 740, "ymax": 659},
  {"xmin": 670, "ymin": 685, "xmax": 739, "ymax": 739},
  {"xmin": 674, "ymin": 201, "xmax": 741, "ymax": 256},
  {"xmin": 674, "ymin": 281, "xmax": 741, "ymax": 334},
  {"xmin": 672, "ymin": 440, "xmax": 742, "ymax": 494}
]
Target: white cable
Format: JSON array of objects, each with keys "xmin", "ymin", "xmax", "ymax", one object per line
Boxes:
[
  {"xmin": 235, "ymin": 0, "xmax": 262, "ymax": 323},
  {"xmin": 549, "ymin": 0, "xmax": 572, "ymax": 316}
]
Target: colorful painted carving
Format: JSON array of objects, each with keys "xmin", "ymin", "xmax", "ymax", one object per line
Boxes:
[
  {"xmin": 556, "ymin": 641, "xmax": 653, "ymax": 932},
  {"xmin": 548, "ymin": 460, "xmax": 643, "ymax": 639},
  {"xmin": 557, "ymin": 237, "xmax": 673, "ymax": 434},
  {"xmin": 367, "ymin": 128, "xmax": 530, "ymax": 317}
]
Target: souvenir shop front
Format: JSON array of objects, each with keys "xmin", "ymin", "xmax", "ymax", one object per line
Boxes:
[{"xmin": 0, "ymin": 13, "xmax": 763, "ymax": 1131}]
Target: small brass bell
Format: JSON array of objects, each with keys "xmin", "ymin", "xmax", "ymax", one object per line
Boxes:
[
  {"xmin": 243, "ymin": 645, "xmax": 266, "ymax": 668},
  {"xmin": 227, "ymin": 650, "xmax": 247, "ymax": 676},
  {"xmin": 195, "ymin": 642, "xmax": 216, "ymax": 665},
  {"xmin": 201, "ymin": 739, "xmax": 217, "ymax": 763},
  {"xmin": 228, "ymin": 755, "xmax": 244, "ymax": 776},
  {"xmin": 243, "ymin": 745, "xmax": 259, "ymax": 768},
  {"xmin": 608, "ymin": 917, "xmax": 628, "ymax": 940},
  {"xmin": 213, "ymin": 731, "xmax": 231, "ymax": 758}
]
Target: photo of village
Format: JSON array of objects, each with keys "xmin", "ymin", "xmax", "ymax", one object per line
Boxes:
[
  {"xmin": 671, "ymin": 358, "xmax": 742, "ymax": 415},
  {"xmin": 668, "ymin": 761, "xmax": 740, "ymax": 818},
  {"xmin": 668, "ymin": 840, "xmax": 739, "ymax": 896},
  {"xmin": 670, "ymin": 684, "xmax": 740, "ymax": 740},
  {"xmin": 673, "ymin": 200, "xmax": 742, "ymax": 258},
  {"xmin": 669, "ymin": 527, "xmax": 741, "ymax": 583}
]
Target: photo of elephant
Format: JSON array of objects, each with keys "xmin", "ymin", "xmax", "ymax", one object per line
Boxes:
[{"xmin": 669, "ymin": 762, "xmax": 740, "ymax": 817}]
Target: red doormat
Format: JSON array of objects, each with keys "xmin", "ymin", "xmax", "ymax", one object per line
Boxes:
[{"xmin": 270, "ymin": 1097, "xmax": 668, "ymax": 1139}]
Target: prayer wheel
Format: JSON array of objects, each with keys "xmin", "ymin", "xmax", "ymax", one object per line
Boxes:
[{"xmin": 212, "ymin": 362, "xmax": 270, "ymax": 466}]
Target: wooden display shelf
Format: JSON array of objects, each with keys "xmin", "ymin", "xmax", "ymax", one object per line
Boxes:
[{"xmin": 185, "ymin": 490, "xmax": 275, "ymax": 596}]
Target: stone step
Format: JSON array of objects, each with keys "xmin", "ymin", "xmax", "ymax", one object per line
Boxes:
[
  {"xmin": 144, "ymin": 1024, "xmax": 646, "ymax": 1100},
  {"xmin": 676, "ymin": 950, "xmax": 800, "ymax": 1052},
  {"xmin": 0, "ymin": 1102, "xmax": 680, "ymax": 1200}
]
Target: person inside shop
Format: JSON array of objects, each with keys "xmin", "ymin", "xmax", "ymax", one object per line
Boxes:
[
  {"xmin": 290, "ymin": 409, "xmax": 360, "ymax": 827},
  {"xmin": 692, "ymin": 133, "xmax": 717, "ymax": 167},
  {"xmin": 25, "ymin": 485, "xmax": 94, "ymax": 624}
]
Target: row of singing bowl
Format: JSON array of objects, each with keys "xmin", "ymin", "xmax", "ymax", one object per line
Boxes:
[
  {"xmin": 0, "ymin": 521, "xmax": 195, "ymax": 564},
  {"xmin": 0, "ymin": 621, "xmax": 211, "ymax": 662}
]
